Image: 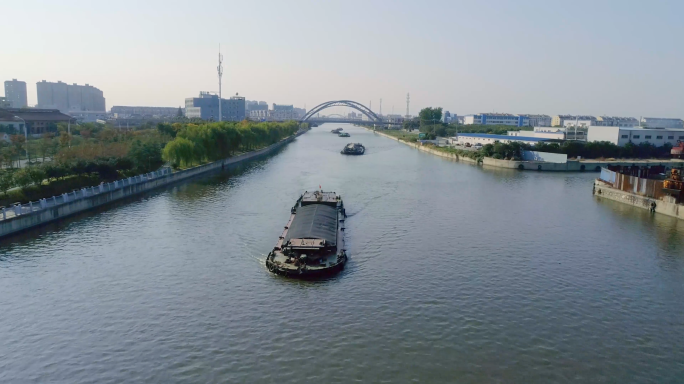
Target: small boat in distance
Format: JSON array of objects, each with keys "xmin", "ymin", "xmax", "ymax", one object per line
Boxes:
[
  {"xmin": 338, "ymin": 132, "xmax": 350, "ymax": 137},
  {"xmin": 331, "ymin": 128, "xmax": 343, "ymax": 134},
  {"xmin": 266, "ymin": 191, "xmax": 347, "ymax": 278},
  {"xmin": 341, "ymin": 143, "xmax": 365, "ymax": 155}
]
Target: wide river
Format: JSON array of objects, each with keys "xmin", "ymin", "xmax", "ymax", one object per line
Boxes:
[{"xmin": 1, "ymin": 123, "xmax": 684, "ymax": 383}]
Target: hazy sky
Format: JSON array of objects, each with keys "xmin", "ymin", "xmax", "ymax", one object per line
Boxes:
[{"xmin": 2, "ymin": 0, "xmax": 683, "ymax": 117}]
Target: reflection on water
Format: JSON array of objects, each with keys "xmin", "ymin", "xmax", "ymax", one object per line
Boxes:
[{"xmin": 1, "ymin": 123, "xmax": 684, "ymax": 383}]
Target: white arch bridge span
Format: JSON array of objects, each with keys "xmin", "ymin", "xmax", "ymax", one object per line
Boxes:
[{"xmin": 299, "ymin": 100, "xmax": 401, "ymax": 126}]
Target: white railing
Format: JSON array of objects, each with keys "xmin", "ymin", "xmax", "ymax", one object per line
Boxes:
[{"xmin": 1, "ymin": 168, "xmax": 172, "ymax": 221}]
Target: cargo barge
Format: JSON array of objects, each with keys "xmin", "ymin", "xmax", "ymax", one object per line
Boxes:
[
  {"xmin": 341, "ymin": 143, "xmax": 365, "ymax": 155},
  {"xmin": 266, "ymin": 191, "xmax": 347, "ymax": 278}
]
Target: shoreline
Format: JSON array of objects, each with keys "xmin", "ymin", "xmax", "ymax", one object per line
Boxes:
[
  {"xmin": 0, "ymin": 130, "xmax": 306, "ymax": 239},
  {"xmin": 361, "ymin": 126, "xmax": 684, "ymax": 172}
]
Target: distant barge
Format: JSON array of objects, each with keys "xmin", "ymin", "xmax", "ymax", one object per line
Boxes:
[
  {"xmin": 341, "ymin": 143, "xmax": 365, "ymax": 155},
  {"xmin": 266, "ymin": 191, "xmax": 347, "ymax": 278}
]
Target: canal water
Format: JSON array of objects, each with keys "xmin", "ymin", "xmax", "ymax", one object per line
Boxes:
[{"xmin": 1, "ymin": 124, "xmax": 683, "ymax": 383}]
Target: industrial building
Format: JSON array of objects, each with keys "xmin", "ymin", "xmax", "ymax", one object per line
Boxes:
[
  {"xmin": 518, "ymin": 114, "xmax": 551, "ymax": 127},
  {"xmin": 508, "ymin": 127, "xmax": 587, "ymax": 141},
  {"xmin": 552, "ymin": 115, "xmax": 597, "ymax": 127},
  {"xmin": 36, "ymin": 80, "xmax": 106, "ymax": 112},
  {"xmin": 4, "ymin": 79, "xmax": 28, "ymax": 108},
  {"xmin": 596, "ymin": 116, "xmax": 639, "ymax": 127},
  {"xmin": 185, "ymin": 92, "xmax": 246, "ymax": 121},
  {"xmin": 508, "ymin": 126, "xmax": 587, "ymax": 141},
  {"xmin": 456, "ymin": 133, "xmax": 550, "ymax": 146},
  {"xmin": 640, "ymin": 117, "xmax": 684, "ymax": 129},
  {"xmin": 587, "ymin": 126, "xmax": 684, "ymax": 146},
  {"xmin": 462, "ymin": 113, "xmax": 529, "ymax": 127}
]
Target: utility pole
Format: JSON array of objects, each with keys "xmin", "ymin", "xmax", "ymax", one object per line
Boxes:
[
  {"xmin": 406, "ymin": 93, "xmax": 410, "ymax": 118},
  {"xmin": 217, "ymin": 45, "xmax": 223, "ymax": 122}
]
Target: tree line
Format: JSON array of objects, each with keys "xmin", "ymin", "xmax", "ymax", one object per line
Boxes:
[{"xmin": 160, "ymin": 121, "xmax": 299, "ymax": 167}]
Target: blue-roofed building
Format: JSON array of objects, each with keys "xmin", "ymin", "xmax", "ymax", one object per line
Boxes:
[
  {"xmin": 462, "ymin": 113, "xmax": 529, "ymax": 127},
  {"xmin": 456, "ymin": 133, "xmax": 550, "ymax": 146}
]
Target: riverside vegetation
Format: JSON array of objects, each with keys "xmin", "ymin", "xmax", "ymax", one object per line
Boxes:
[
  {"xmin": 0, "ymin": 120, "xmax": 299, "ymax": 207},
  {"xmin": 388, "ymin": 107, "xmax": 677, "ymax": 161}
]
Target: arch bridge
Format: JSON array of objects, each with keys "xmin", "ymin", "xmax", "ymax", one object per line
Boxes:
[{"xmin": 301, "ymin": 100, "xmax": 384, "ymax": 124}]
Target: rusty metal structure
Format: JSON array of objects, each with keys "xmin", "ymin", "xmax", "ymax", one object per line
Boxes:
[
  {"xmin": 599, "ymin": 168, "xmax": 666, "ymax": 200},
  {"xmin": 600, "ymin": 166, "xmax": 684, "ymax": 202},
  {"xmin": 663, "ymin": 169, "xmax": 684, "ymax": 198}
]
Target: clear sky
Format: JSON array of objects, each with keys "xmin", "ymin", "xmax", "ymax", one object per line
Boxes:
[{"xmin": 2, "ymin": 0, "xmax": 683, "ymax": 117}]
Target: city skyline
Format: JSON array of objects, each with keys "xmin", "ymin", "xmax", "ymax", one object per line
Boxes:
[{"xmin": 2, "ymin": 0, "xmax": 683, "ymax": 117}]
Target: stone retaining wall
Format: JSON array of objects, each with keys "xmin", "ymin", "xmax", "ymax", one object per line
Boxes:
[{"xmin": 593, "ymin": 179, "xmax": 684, "ymax": 220}]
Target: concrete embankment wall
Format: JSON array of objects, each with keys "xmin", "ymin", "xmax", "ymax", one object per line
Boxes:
[
  {"xmin": 485, "ymin": 158, "xmax": 683, "ymax": 172},
  {"xmin": 365, "ymin": 127, "xmax": 683, "ymax": 172},
  {"xmin": 0, "ymin": 135, "xmax": 298, "ymax": 239},
  {"xmin": 593, "ymin": 179, "xmax": 684, "ymax": 220},
  {"xmin": 369, "ymin": 129, "xmax": 479, "ymax": 165}
]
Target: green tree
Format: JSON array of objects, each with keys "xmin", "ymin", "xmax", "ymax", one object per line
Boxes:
[
  {"xmin": 39, "ymin": 133, "xmax": 54, "ymax": 162},
  {"xmin": 129, "ymin": 139, "xmax": 164, "ymax": 172},
  {"xmin": 0, "ymin": 147, "xmax": 16, "ymax": 169},
  {"xmin": 13, "ymin": 168, "xmax": 32, "ymax": 190},
  {"xmin": 419, "ymin": 107, "xmax": 443, "ymax": 126},
  {"xmin": 402, "ymin": 118, "xmax": 420, "ymax": 132},
  {"xmin": 26, "ymin": 166, "xmax": 46, "ymax": 188},
  {"xmin": 0, "ymin": 171, "xmax": 13, "ymax": 197},
  {"xmin": 10, "ymin": 135, "xmax": 25, "ymax": 160},
  {"xmin": 162, "ymin": 137, "xmax": 195, "ymax": 167}
]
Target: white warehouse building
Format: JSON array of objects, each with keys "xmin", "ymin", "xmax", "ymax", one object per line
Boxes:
[
  {"xmin": 587, "ymin": 126, "xmax": 684, "ymax": 146},
  {"xmin": 456, "ymin": 133, "xmax": 550, "ymax": 146}
]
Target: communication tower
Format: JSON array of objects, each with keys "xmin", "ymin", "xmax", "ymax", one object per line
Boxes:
[
  {"xmin": 406, "ymin": 93, "xmax": 410, "ymax": 118},
  {"xmin": 217, "ymin": 45, "xmax": 223, "ymax": 122}
]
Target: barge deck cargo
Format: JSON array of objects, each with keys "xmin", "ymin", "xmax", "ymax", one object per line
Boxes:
[{"xmin": 266, "ymin": 191, "xmax": 347, "ymax": 277}]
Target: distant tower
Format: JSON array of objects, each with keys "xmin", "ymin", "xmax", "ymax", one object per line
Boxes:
[
  {"xmin": 379, "ymin": 98, "xmax": 382, "ymax": 116},
  {"xmin": 406, "ymin": 93, "xmax": 410, "ymax": 118},
  {"xmin": 217, "ymin": 45, "xmax": 223, "ymax": 122}
]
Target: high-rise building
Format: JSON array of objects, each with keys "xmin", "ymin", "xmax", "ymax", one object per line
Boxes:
[
  {"xmin": 4, "ymin": 79, "xmax": 28, "ymax": 108},
  {"xmin": 184, "ymin": 92, "xmax": 245, "ymax": 121},
  {"xmin": 270, "ymin": 104, "xmax": 305, "ymax": 120},
  {"xmin": 246, "ymin": 100, "xmax": 269, "ymax": 120},
  {"xmin": 36, "ymin": 80, "xmax": 106, "ymax": 112}
]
